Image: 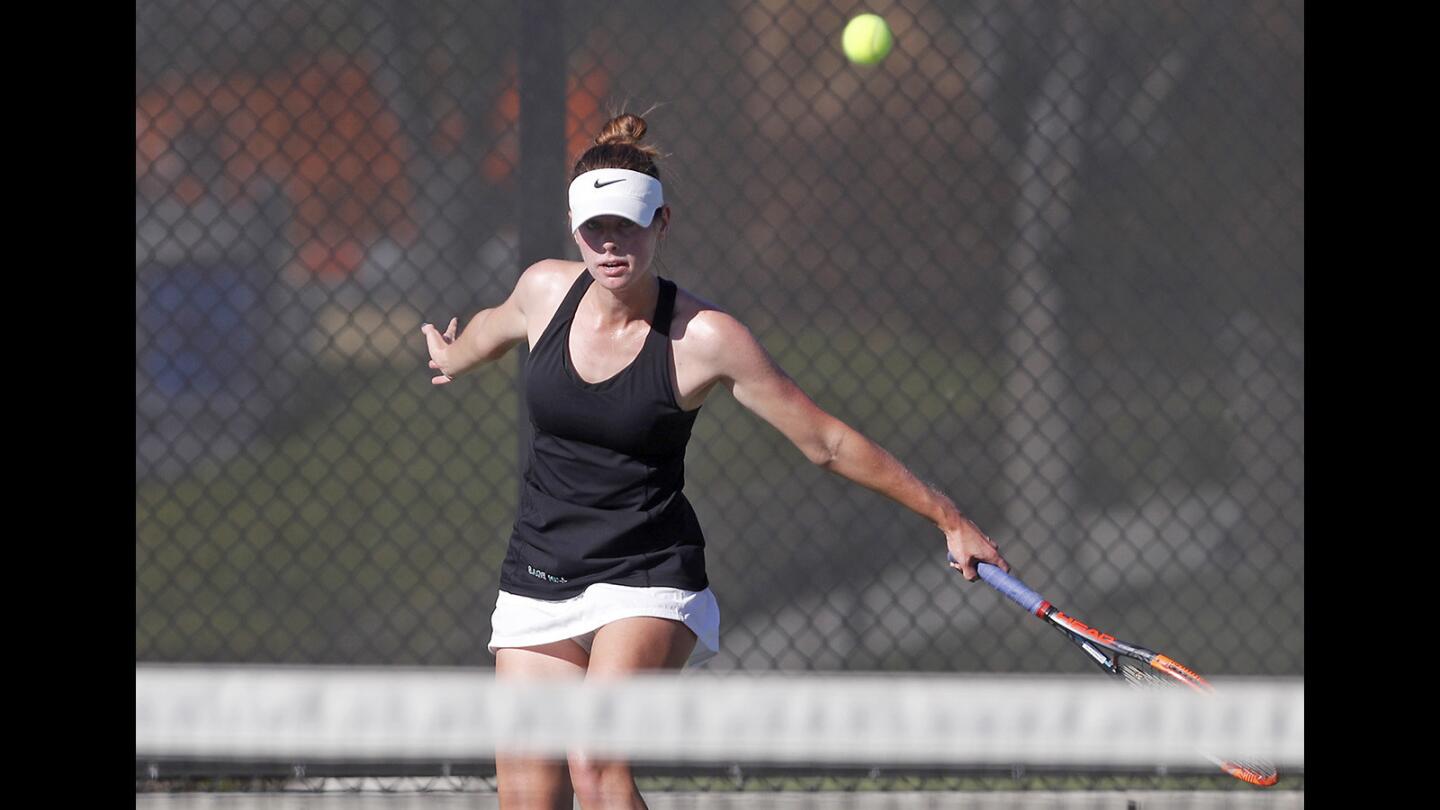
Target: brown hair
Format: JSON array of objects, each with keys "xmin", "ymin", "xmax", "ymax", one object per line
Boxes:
[{"xmin": 571, "ymin": 113, "xmax": 662, "ymax": 181}]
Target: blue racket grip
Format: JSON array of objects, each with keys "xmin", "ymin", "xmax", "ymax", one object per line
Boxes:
[{"xmin": 948, "ymin": 554, "xmax": 1046, "ymax": 615}]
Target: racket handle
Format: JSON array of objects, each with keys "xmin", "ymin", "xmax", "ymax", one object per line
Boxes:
[{"xmin": 949, "ymin": 554, "xmax": 1046, "ymax": 615}]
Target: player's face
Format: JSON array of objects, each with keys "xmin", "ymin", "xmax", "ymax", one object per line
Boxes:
[{"xmin": 572, "ymin": 207, "xmax": 669, "ymax": 291}]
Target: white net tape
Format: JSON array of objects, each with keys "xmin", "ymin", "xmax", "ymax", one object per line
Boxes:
[{"xmin": 136, "ymin": 665, "xmax": 1302, "ymax": 771}]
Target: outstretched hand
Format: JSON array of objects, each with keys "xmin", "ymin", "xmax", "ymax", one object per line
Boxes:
[
  {"xmin": 421, "ymin": 317, "xmax": 460, "ymax": 385},
  {"xmin": 944, "ymin": 515, "xmax": 1007, "ymax": 582}
]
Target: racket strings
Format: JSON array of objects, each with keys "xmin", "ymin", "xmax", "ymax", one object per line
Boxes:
[
  {"xmin": 1209, "ymin": 754, "xmax": 1281, "ymax": 787},
  {"xmin": 1120, "ymin": 662, "xmax": 1280, "ymax": 787},
  {"xmin": 1120, "ymin": 663, "xmax": 1167, "ymax": 688}
]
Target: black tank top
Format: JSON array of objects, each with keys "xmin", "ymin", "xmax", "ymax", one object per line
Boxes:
[{"xmin": 500, "ymin": 269, "xmax": 708, "ymax": 599}]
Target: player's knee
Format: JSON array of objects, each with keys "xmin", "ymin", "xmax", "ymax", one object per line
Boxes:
[
  {"xmin": 567, "ymin": 753, "xmax": 635, "ymax": 805},
  {"xmin": 497, "ymin": 755, "xmax": 572, "ymax": 809}
]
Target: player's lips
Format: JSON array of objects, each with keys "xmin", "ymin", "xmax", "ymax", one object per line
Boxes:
[{"xmin": 598, "ymin": 259, "xmax": 629, "ymax": 275}]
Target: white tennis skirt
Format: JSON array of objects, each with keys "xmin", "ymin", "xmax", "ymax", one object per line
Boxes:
[{"xmin": 488, "ymin": 583, "xmax": 721, "ymax": 667}]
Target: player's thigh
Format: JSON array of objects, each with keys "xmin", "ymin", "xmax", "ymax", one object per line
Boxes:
[
  {"xmin": 585, "ymin": 616, "xmax": 696, "ymax": 676},
  {"xmin": 494, "ymin": 641, "xmax": 589, "ymax": 810},
  {"xmin": 495, "ymin": 638, "xmax": 590, "ymax": 679},
  {"xmin": 567, "ymin": 618, "xmax": 695, "ymax": 800}
]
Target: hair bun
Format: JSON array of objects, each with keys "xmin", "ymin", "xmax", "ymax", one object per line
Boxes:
[
  {"xmin": 595, "ymin": 114, "xmax": 648, "ymax": 147},
  {"xmin": 572, "ymin": 111, "xmax": 663, "ymax": 180}
]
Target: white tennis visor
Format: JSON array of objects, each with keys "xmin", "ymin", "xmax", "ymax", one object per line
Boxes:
[{"xmin": 569, "ymin": 169, "xmax": 665, "ymax": 232}]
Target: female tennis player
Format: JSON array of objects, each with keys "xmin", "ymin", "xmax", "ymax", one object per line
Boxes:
[{"xmin": 421, "ymin": 113, "xmax": 1007, "ymax": 810}]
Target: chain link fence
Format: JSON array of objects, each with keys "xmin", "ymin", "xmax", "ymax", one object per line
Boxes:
[{"xmin": 136, "ymin": 0, "xmax": 1303, "ymax": 674}]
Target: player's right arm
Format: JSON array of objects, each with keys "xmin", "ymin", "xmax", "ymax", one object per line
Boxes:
[{"xmin": 420, "ymin": 261, "xmax": 551, "ymax": 385}]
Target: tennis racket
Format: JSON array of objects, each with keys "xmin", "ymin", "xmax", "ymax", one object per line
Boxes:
[{"xmin": 958, "ymin": 557, "xmax": 1279, "ymax": 787}]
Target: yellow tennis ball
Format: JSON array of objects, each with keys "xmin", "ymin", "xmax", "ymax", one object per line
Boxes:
[{"xmin": 843, "ymin": 14, "xmax": 893, "ymax": 66}]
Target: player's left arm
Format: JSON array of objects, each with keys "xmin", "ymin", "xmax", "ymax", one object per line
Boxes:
[{"xmin": 693, "ymin": 310, "xmax": 1007, "ymax": 579}]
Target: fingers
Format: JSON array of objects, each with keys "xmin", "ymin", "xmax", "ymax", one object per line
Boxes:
[
  {"xmin": 422, "ymin": 320, "xmax": 458, "ymax": 341},
  {"xmin": 968, "ymin": 524, "xmax": 1009, "ymax": 574},
  {"xmin": 951, "ymin": 557, "xmax": 994, "ymax": 581},
  {"xmin": 976, "ymin": 548, "xmax": 1008, "ymax": 575},
  {"xmin": 421, "ymin": 321, "xmax": 457, "ymax": 349},
  {"xmin": 978, "ymin": 539, "xmax": 1009, "ymax": 574},
  {"xmin": 427, "ymin": 357, "xmax": 455, "ymax": 384},
  {"xmin": 422, "ymin": 322, "xmax": 458, "ymax": 384},
  {"xmin": 947, "ymin": 562, "xmax": 979, "ymax": 581},
  {"xmin": 421, "ymin": 323, "xmax": 441, "ymax": 352},
  {"xmin": 946, "ymin": 552, "xmax": 979, "ymax": 581},
  {"xmin": 946, "ymin": 525, "xmax": 1008, "ymax": 581}
]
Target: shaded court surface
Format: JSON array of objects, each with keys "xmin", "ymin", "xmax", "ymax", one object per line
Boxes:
[{"xmin": 136, "ymin": 791, "xmax": 1304, "ymax": 809}]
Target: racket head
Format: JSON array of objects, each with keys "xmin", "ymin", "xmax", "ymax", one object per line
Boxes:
[
  {"xmin": 1125, "ymin": 661, "xmax": 1279, "ymax": 787},
  {"xmin": 958, "ymin": 559, "xmax": 1281, "ymax": 787},
  {"xmin": 1149, "ymin": 654, "xmax": 1215, "ymax": 693},
  {"xmin": 1214, "ymin": 757, "xmax": 1280, "ymax": 787}
]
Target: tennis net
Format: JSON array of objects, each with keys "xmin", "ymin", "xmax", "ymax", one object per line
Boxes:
[{"xmin": 136, "ymin": 664, "xmax": 1303, "ymax": 809}]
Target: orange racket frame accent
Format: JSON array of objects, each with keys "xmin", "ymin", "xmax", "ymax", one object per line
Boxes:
[{"xmin": 1036, "ymin": 600, "xmax": 1276, "ymax": 786}]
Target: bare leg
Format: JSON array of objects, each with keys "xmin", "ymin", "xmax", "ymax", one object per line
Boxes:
[
  {"xmin": 495, "ymin": 640, "xmax": 590, "ymax": 810},
  {"xmin": 567, "ymin": 617, "xmax": 697, "ymax": 810}
]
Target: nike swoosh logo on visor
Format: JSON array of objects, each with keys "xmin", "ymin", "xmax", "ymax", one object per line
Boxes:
[{"xmin": 593, "ymin": 179, "xmax": 626, "ymax": 188}]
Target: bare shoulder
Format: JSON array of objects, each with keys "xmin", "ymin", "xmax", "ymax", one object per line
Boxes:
[
  {"xmin": 669, "ymin": 286, "xmax": 770, "ymax": 379},
  {"xmin": 515, "ymin": 259, "xmax": 585, "ymax": 312},
  {"xmin": 504, "ymin": 259, "xmax": 585, "ymax": 345},
  {"xmin": 671, "ymin": 287, "xmax": 751, "ymax": 352}
]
